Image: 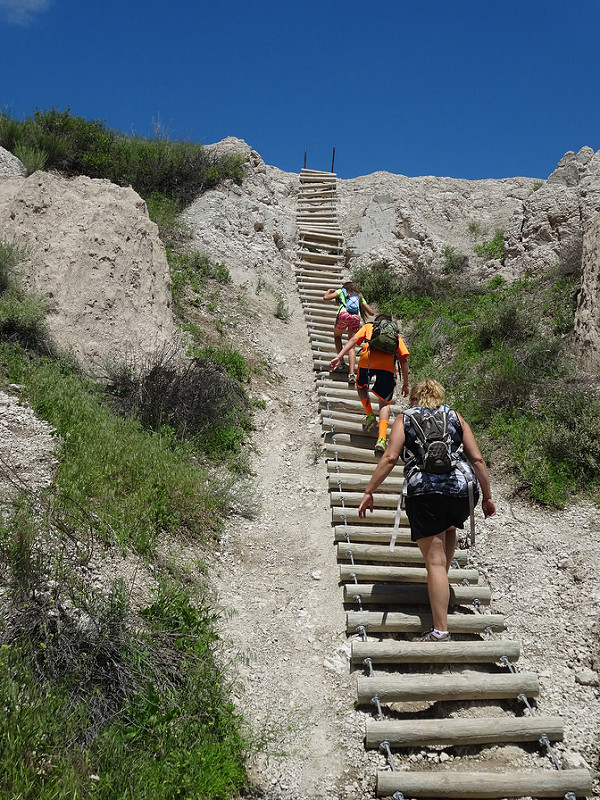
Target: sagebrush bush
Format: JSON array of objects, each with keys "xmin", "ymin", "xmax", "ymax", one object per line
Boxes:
[
  {"xmin": 0, "ymin": 108, "xmax": 246, "ymax": 208},
  {"xmin": 105, "ymin": 347, "xmax": 250, "ymax": 457}
]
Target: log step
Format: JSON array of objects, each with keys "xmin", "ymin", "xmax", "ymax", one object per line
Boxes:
[
  {"xmin": 329, "ymin": 474, "xmax": 404, "ymax": 493},
  {"xmin": 357, "ymin": 671, "xmax": 539, "ymax": 704},
  {"xmin": 326, "ymin": 444, "xmax": 402, "ymax": 465},
  {"xmin": 339, "ymin": 564, "xmax": 479, "ymax": 584},
  {"xmin": 365, "ymin": 715, "xmax": 563, "ymax": 748},
  {"xmin": 337, "ymin": 541, "xmax": 468, "ymax": 566},
  {"xmin": 351, "ymin": 638, "xmax": 521, "ymax": 664},
  {"xmin": 376, "ymin": 768, "xmax": 592, "ymax": 799},
  {"xmin": 347, "ymin": 610, "xmax": 505, "ymax": 635},
  {"xmin": 334, "ymin": 524, "xmax": 413, "ymax": 542},
  {"xmin": 344, "ymin": 583, "xmax": 490, "ymax": 606}
]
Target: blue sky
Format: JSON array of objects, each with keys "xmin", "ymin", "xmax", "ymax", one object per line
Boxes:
[{"xmin": 2, "ymin": 0, "xmax": 599, "ymax": 180}]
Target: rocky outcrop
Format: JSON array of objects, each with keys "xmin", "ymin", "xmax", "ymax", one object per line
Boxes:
[
  {"xmin": 2, "ymin": 136, "xmax": 600, "ymax": 374},
  {"xmin": 503, "ymin": 147, "xmax": 600, "ymax": 277},
  {"xmin": 0, "ymin": 171, "xmax": 178, "ymax": 371},
  {"xmin": 571, "ymin": 213, "xmax": 600, "ymax": 371}
]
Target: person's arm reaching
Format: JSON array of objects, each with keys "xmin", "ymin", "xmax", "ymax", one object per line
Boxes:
[
  {"xmin": 330, "ymin": 332, "xmax": 360, "ymax": 371},
  {"xmin": 458, "ymin": 413, "xmax": 496, "ymax": 519},
  {"xmin": 358, "ymin": 414, "xmax": 405, "ymax": 517},
  {"xmin": 398, "ymin": 356, "xmax": 409, "ymax": 397}
]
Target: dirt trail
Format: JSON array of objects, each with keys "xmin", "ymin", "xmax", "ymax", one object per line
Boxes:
[{"xmin": 211, "ymin": 269, "xmax": 600, "ymax": 800}]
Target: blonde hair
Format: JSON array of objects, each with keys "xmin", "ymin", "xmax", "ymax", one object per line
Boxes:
[{"xmin": 409, "ymin": 378, "xmax": 445, "ymax": 409}]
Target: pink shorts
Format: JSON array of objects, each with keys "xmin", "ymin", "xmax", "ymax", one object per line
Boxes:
[{"xmin": 335, "ymin": 310, "xmax": 361, "ymax": 334}]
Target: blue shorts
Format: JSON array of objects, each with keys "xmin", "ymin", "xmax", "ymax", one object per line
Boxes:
[{"xmin": 356, "ymin": 368, "xmax": 395, "ymax": 403}]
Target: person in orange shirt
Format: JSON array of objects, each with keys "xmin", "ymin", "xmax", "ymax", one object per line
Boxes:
[{"xmin": 329, "ymin": 314, "xmax": 409, "ymax": 455}]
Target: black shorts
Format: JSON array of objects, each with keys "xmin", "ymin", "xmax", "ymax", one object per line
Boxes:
[
  {"xmin": 405, "ymin": 494, "xmax": 472, "ymax": 542},
  {"xmin": 356, "ymin": 368, "xmax": 395, "ymax": 403}
]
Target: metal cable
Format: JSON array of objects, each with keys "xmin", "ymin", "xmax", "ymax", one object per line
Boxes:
[
  {"xmin": 379, "ymin": 740, "xmax": 396, "ymax": 771},
  {"xmin": 363, "ymin": 657, "xmax": 374, "ymax": 677},
  {"xmin": 371, "ymin": 695, "xmax": 384, "ymax": 720}
]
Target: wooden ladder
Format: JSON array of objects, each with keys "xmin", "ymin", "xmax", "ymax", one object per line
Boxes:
[{"xmin": 295, "ymin": 168, "xmax": 593, "ymax": 799}]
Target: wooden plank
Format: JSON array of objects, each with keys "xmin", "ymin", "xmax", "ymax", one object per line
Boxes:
[
  {"xmin": 337, "ymin": 541, "xmax": 468, "ymax": 565},
  {"xmin": 345, "ymin": 583, "xmax": 490, "ymax": 609},
  {"xmin": 348, "ymin": 610, "xmax": 504, "ymax": 635},
  {"xmin": 365, "ymin": 715, "xmax": 563, "ymax": 748},
  {"xmin": 352, "ymin": 638, "xmax": 520, "ymax": 664},
  {"xmin": 340, "ymin": 565, "xmax": 479, "ymax": 584},
  {"xmin": 376, "ymin": 769, "xmax": 592, "ymax": 799},
  {"xmin": 333, "ymin": 524, "xmax": 412, "ymax": 541},
  {"xmin": 358, "ymin": 671, "xmax": 539, "ymax": 704}
]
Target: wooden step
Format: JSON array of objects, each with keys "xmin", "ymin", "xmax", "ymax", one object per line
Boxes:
[
  {"xmin": 352, "ymin": 638, "xmax": 520, "ymax": 664},
  {"xmin": 348, "ymin": 610, "xmax": 504, "ymax": 635},
  {"xmin": 333, "ymin": 524, "xmax": 413, "ymax": 543},
  {"xmin": 329, "ymin": 473, "xmax": 403, "ymax": 494},
  {"xmin": 357, "ymin": 671, "xmax": 539, "ymax": 704},
  {"xmin": 327, "ymin": 461, "xmax": 404, "ymax": 477},
  {"xmin": 337, "ymin": 541, "xmax": 467, "ymax": 565},
  {"xmin": 365, "ymin": 715, "xmax": 563, "ymax": 748},
  {"xmin": 332, "ymin": 507, "xmax": 406, "ymax": 525},
  {"xmin": 345, "ymin": 583, "xmax": 490, "ymax": 609},
  {"xmin": 376, "ymin": 768, "xmax": 592, "ymax": 798},
  {"xmin": 341, "ymin": 564, "xmax": 479, "ymax": 584}
]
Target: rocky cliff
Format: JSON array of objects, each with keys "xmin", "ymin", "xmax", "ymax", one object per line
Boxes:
[{"xmin": 1, "ymin": 140, "xmax": 600, "ymax": 372}]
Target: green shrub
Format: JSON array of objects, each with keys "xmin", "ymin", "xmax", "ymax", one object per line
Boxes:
[
  {"xmin": 0, "ymin": 291, "xmax": 50, "ymax": 351},
  {"xmin": 13, "ymin": 143, "xmax": 47, "ymax": 175},
  {"xmin": 474, "ymin": 229, "xmax": 505, "ymax": 260},
  {"xmin": 105, "ymin": 347, "xmax": 251, "ymax": 459},
  {"xmin": 274, "ymin": 293, "xmax": 291, "ymax": 321},
  {"xmin": 353, "ymin": 261, "xmax": 402, "ymax": 309},
  {"xmin": 0, "ymin": 239, "xmax": 28, "ymax": 294},
  {"xmin": 442, "ymin": 245, "xmax": 468, "ymax": 274},
  {"xmin": 0, "ymin": 109, "xmax": 247, "ymax": 207}
]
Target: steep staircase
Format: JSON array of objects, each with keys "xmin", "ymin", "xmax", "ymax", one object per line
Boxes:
[{"xmin": 294, "ymin": 167, "xmax": 593, "ymax": 799}]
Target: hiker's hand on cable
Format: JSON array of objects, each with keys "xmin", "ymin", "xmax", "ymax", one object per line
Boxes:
[
  {"xmin": 482, "ymin": 498, "xmax": 496, "ymax": 519},
  {"xmin": 358, "ymin": 492, "xmax": 373, "ymax": 518},
  {"xmin": 330, "ymin": 356, "xmax": 340, "ymax": 370}
]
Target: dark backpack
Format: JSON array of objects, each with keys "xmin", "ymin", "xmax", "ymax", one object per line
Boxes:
[
  {"xmin": 368, "ymin": 318, "xmax": 399, "ymax": 354},
  {"xmin": 343, "ymin": 289, "xmax": 361, "ymax": 315},
  {"xmin": 404, "ymin": 406, "xmax": 454, "ymax": 474}
]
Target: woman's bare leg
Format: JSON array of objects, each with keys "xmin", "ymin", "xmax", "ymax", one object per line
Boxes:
[{"xmin": 417, "ymin": 527, "xmax": 456, "ymax": 632}]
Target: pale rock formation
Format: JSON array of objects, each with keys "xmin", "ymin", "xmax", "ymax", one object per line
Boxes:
[
  {"xmin": 183, "ymin": 137, "xmax": 299, "ymax": 285},
  {"xmin": 0, "ymin": 146, "xmax": 26, "ymax": 178},
  {"xmin": 503, "ymin": 147, "xmax": 600, "ymax": 277},
  {"xmin": 0, "ymin": 171, "xmax": 178, "ymax": 371},
  {"xmin": 571, "ymin": 213, "xmax": 600, "ymax": 371}
]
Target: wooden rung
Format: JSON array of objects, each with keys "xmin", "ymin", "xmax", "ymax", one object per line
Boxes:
[
  {"xmin": 331, "ymin": 489, "xmax": 408, "ymax": 508},
  {"xmin": 326, "ymin": 444, "xmax": 402, "ymax": 465},
  {"xmin": 332, "ymin": 507, "xmax": 406, "ymax": 525},
  {"xmin": 338, "ymin": 541, "xmax": 426, "ymax": 564},
  {"xmin": 348, "ymin": 610, "xmax": 505, "ymax": 635},
  {"xmin": 344, "ymin": 583, "xmax": 490, "ymax": 606},
  {"xmin": 358, "ymin": 671, "xmax": 539, "ymax": 704},
  {"xmin": 329, "ymin": 474, "xmax": 404, "ymax": 494},
  {"xmin": 365, "ymin": 715, "xmax": 563, "ymax": 748},
  {"xmin": 338, "ymin": 541, "xmax": 467, "ymax": 565},
  {"xmin": 334, "ymin": 524, "xmax": 413, "ymax": 542},
  {"xmin": 351, "ymin": 638, "xmax": 520, "ymax": 664},
  {"xmin": 340, "ymin": 564, "xmax": 479, "ymax": 584},
  {"xmin": 376, "ymin": 768, "xmax": 592, "ymax": 799},
  {"xmin": 328, "ymin": 462, "xmax": 404, "ymax": 477}
]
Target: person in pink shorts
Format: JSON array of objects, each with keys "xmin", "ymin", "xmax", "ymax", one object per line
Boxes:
[{"xmin": 322, "ymin": 278, "xmax": 374, "ymax": 385}]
